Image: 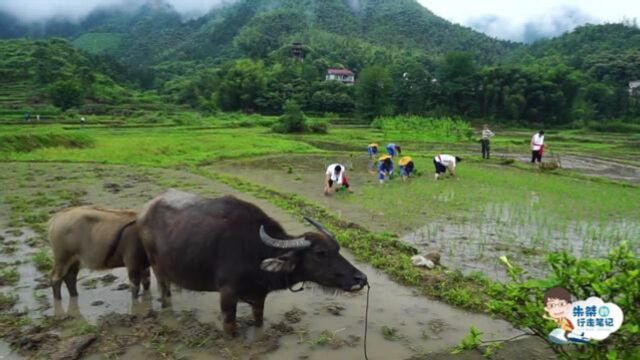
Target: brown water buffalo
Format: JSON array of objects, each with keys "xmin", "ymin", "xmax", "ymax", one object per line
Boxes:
[
  {"xmin": 48, "ymin": 206, "xmax": 150, "ymax": 299},
  {"xmin": 138, "ymin": 189, "xmax": 367, "ymax": 335}
]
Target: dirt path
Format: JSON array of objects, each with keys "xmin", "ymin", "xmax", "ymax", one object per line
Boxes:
[{"xmin": 0, "ymin": 162, "xmax": 545, "ymax": 359}]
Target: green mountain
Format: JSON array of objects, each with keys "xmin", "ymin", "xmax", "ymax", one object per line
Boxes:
[
  {"xmin": 1, "ymin": 0, "xmax": 517, "ymax": 67},
  {"xmin": 506, "ymin": 24, "xmax": 640, "ymax": 82}
]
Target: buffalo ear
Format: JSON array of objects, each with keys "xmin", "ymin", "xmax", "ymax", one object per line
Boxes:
[{"xmin": 260, "ymin": 252, "xmax": 298, "ymax": 272}]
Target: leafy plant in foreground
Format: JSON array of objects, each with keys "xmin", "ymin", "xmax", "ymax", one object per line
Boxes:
[{"xmin": 488, "ymin": 243, "xmax": 640, "ymax": 359}]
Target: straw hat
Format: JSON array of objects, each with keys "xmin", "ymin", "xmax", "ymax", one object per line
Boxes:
[
  {"xmin": 378, "ymin": 155, "xmax": 392, "ymax": 161},
  {"xmin": 399, "ymin": 156, "xmax": 412, "ymax": 166}
]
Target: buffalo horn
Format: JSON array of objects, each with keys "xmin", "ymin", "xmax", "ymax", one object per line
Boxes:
[
  {"xmin": 260, "ymin": 225, "xmax": 311, "ymax": 249},
  {"xmin": 303, "ymin": 217, "xmax": 335, "ymax": 239}
]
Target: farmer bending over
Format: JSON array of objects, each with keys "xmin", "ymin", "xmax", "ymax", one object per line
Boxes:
[
  {"xmin": 386, "ymin": 143, "xmax": 401, "ymax": 157},
  {"xmin": 434, "ymin": 154, "xmax": 461, "ymax": 180},
  {"xmin": 367, "ymin": 143, "xmax": 378, "ymax": 158},
  {"xmin": 324, "ymin": 163, "xmax": 351, "ymax": 195},
  {"xmin": 378, "ymin": 155, "xmax": 394, "ymax": 184},
  {"xmin": 399, "ymin": 156, "xmax": 415, "ymax": 181}
]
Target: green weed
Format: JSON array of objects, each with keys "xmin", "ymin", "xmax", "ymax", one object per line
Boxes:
[
  {"xmin": 0, "ymin": 292, "xmax": 18, "ymax": 311},
  {"xmin": 32, "ymin": 249, "xmax": 53, "ymax": 273},
  {"xmin": 0, "ymin": 267, "xmax": 20, "ymax": 286}
]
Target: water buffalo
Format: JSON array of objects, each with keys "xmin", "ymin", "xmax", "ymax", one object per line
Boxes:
[
  {"xmin": 138, "ymin": 189, "xmax": 367, "ymax": 335},
  {"xmin": 48, "ymin": 206, "xmax": 150, "ymax": 299}
]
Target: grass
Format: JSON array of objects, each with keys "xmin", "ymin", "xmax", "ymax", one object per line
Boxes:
[
  {"xmin": 0, "ymin": 267, "xmax": 20, "ymax": 286},
  {"xmin": 32, "ymin": 249, "xmax": 53, "ymax": 273},
  {"xmin": 0, "ymin": 132, "xmax": 94, "ymax": 152},
  {"xmin": 0, "ymin": 292, "xmax": 18, "ymax": 311},
  {"xmin": 0, "ymin": 126, "xmax": 319, "ymax": 166},
  {"xmin": 381, "ymin": 326, "xmax": 402, "ymax": 341}
]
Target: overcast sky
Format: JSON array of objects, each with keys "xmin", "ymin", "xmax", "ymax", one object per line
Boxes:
[
  {"xmin": 1, "ymin": 0, "xmax": 638, "ymax": 42},
  {"xmin": 419, "ymin": 0, "xmax": 639, "ymax": 42}
]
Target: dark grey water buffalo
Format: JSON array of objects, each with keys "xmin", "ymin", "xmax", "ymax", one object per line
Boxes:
[
  {"xmin": 137, "ymin": 189, "xmax": 367, "ymax": 335},
  {"xmin": 48, "ymin": 206, "xmax": 150, "ymax": 299}
]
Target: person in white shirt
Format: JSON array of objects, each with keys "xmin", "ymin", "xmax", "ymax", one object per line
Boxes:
[
  {"xmin": 324, "ymin": 163, "xmax": 351, "ymax": 195},
  {"xmin": 433, "ymin": 154, "xmax": 462, "ymax": 180},
  {"xmin": 531, "ymin": 130, "xmax": 545, "ymax": 163},
  {"xmin": 480, "ymin": 124, "xmax": 495, "ymax": 159}
]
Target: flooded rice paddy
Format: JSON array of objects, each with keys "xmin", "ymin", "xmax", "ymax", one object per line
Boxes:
[{"xmin": 221, "ymin": 153, "xmax": 640, "ymax": 281}]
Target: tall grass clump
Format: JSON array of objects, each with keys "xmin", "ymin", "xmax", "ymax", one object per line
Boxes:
[{"xmin": 371, "ymin": 116, "xmax": 473, "ymax": 142}]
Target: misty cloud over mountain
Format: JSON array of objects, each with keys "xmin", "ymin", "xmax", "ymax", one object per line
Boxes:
[
  {"xmin": 0, "ymin": 0, "xmax": 234, "ymax": 23},
  {"xmin": 468, "ymin": 6, "xmax": 597, "ymax": 43}
]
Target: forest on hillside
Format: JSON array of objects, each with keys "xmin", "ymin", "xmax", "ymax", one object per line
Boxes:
[{"xmin": 1, "ymin": 0, "xmax": 639, "ymax": 127}]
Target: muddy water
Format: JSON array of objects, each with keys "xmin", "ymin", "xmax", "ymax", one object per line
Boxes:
[
  {"xmin": 402, "ymin": 208, "xmax": 640, "ymax": 280},
  {"xmin": 0, "ymin": 162, "xmax": 524, "ymax": 359},
  {"xmin": 502, "ymin": 153, "xmax": 640, "ymax": 183}
]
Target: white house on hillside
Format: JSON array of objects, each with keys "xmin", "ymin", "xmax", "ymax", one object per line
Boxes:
[{"xmin": 326, "ymin": 68, "xmax": 355, "ymax": 85}]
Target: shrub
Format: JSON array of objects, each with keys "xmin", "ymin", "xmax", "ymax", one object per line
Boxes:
[
  {"xmin": 487, "ymin": 243, "xmax": 640, "ymax": 359},
  {"xmin": 308, "ymin": 119, "xmax": 328, "ymax": 134},
  {"xmin": 48, "ymin": 80, "xmax": 85, "ymax": 111},
  {"xmin": 272, "ymin": 100, "xmax": 308, "ymax": 133}
]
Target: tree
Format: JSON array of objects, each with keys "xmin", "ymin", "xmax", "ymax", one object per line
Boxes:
[
  {"xmin": 308, "ymin": 81, "xmax": 355, "ymax": 113},
  {"xmin": 48, "ymin": 80, "xmax": 84, "ymax": 111},
  {"xmin": 355, "ymin": 65, "xmax": 393, "ymax": 120},
  {"xmin": 390, "ymin": 58, "xmax": 435, "ymax": 115},
  {"xmin": 217, "ymin": 59, "xmax": 267, "ymax": 112},
  {"xmin": 438, "ymin": 52, "xmax": 478, "ymax": 116}
]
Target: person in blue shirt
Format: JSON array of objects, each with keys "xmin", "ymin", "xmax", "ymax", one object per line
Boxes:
[
  {"xmin": 367, "ymin": 143, "xmax": 378, "ymax": 157},
  {"xmin": 386, "ymin": 143, "xmax": 401, "ymax": 157},
  {"xmin": 399, "ymin": 156, "xmax": 415, "ymax": 181},
  {"xmin": 367, "ymin": 143, "xmax": 379, "ymax": 173},
  {"xmin": 378, "ymin": 155, "xmax": 394, "ymax": 184}
]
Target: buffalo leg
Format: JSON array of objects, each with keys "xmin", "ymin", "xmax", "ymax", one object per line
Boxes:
[
  {"xmin": 63, "ymin": 261, "xmax": 80, "ymax": 297},
  {"xmin": 127, "ymin": 268, "xmax": 142, "ymax": 298},
  {"xmin": 220, "ymin": 287, "xmax": 239, "ymax": 336},
  {"xmin": 150, "ymin": 264, "xmax": 171, "ymax": 306},
  {"xmin": 124, "ymin": 254, "xmax": 145, "ymax": 298},
  {"xmin": 51, "ymin": 270, "xmax": 64, "ymax": 300},
  {"xmin": 247, "ymin": 294, "xmax": 266, "ymax": 327},
  {"xmin": 141, "ymin": 268, "xmax": 151, "ymax": 291},
  {"xmin": 51, "ymin": 257, "xmax": 71, "ymax": 300}
]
